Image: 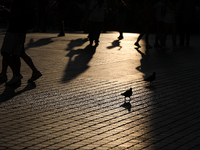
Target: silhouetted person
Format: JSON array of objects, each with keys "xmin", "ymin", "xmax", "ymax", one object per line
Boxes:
[
  {"xmin": 0, "ymin": 0, "xmax": 42, "ymax": 85},
  {"xmin": 135, "ymin": 0, "xmax": 153, "ymax": 49},
  {"xmin": 114, "ymin": 0, "xmax": 127, "ymax": 40},
  {"xmin": 36, "ymin": 0, "xmax": 49, "ymax": 33},
  {"xmin": 88, "ymin": 0, "xmax": 108, "ymax": 46},
  {"xmin": 51, "ymin": 0, "xmax": 70, "ymax": 36},
  {"xmin": 161, "ymin": 0, "xmax": 178, "ymax": 50},
  {"xmin": 153, "ymin": 0, "xmax": 166, "ymax": 49},
  {"xmin": 177, "ymin": 0, "xmax": 196, "ymax": 46}
]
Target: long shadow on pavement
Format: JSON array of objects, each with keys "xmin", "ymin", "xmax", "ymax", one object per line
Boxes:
[
  {"xmin": 62, "ymin": 45, "xmax": 96, "ymax": 82},
  {"xmin": 0, "ymin": 82, "xmax": 36, "ymax": 104},
  {"xmin": 25, "ymin": 37, "xmax": 55, "ymax": 50},
  {"xmin": 66, "ymin": 38, "xmax": 88, "ymax": 51}
]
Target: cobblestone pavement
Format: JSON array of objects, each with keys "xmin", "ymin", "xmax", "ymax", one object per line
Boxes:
[{"xmin": 0, "ymin": 30, "xmax": 200, "ymax": 150}]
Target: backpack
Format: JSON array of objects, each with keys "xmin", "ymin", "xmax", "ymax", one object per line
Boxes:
[{"xmin": 24, "ymin": 0, "xmax": 38, "ymax": 30}]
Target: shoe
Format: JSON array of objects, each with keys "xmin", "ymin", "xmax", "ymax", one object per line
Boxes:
[
  {"xmin": 28, "ymin": 71, "xmax": 42, "ymax": 82},
  {"xmin": 118, "ymin": 36, "xmax": 123, "ymax": 40},
  {"xmin": 0, "ymin": 73, "xmax": 7, "ymax": 82},
  {"xmin": 134, "ymin": 42, "xmax": 141, "ymax": 48},
  {"xmin": 58, "ymin": 32, "xmax": 65, "ymax": 37},
  {"xmin": 95, "ymin": 40, "xmax": 99, "ymax": 47},
  {"xmin": 6, "ymin": 74, "xmax": 23, "ymax": 86},
  {"xmin": 95, "ymin": 42, "xmax": 99, "ymax": 47}
]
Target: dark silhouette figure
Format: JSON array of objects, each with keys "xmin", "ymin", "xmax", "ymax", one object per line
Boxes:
[
  {"xmin": 51, "ymin": 0, "xmax": 70, "ymax": 36},
  {"xmin": 135, "ymin": 0, "xmax": 153, "ymax": 49},
  {"xmin": 88, "ymin": 0, "xmax": 108, "ymax": 46},
  {"xmin": 144, "ymin": 72, "xmax": 156, "ymax": 85},
  {"xmin": 114, "ymin": 0, "xmax": 127, "ymax": 40},
  {"xmin": 121, "ymin": 88, "xmax": 132, "ymax": 102},
  {"xmin": 161, "ymin": 0, "xmax": 178, "ymax": 50},
  {"xmin": 36, "ymin": 0, "xmax": 49, "ymax": 33},
  {"xmin": 0, "ymin": 0, "xmax": 42, "ymax": 85},
  {"xmin": 177, "ymin": 0, "xmax": 196, "ymax": 46},
  {"xmin": 153, "ymin": 0, "xmax": 166, "ymax": 49}
]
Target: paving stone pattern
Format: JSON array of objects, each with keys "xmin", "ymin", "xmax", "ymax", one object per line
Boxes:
[{"xmin": 0, "ymin": 31, "xmax": 200, "ymax": 149}]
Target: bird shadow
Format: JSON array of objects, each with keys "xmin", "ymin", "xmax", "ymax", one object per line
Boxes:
[
  {"xmin": 120, "ymin": 102, "xmax": 132, "ymax": 112},
  {"xmin": 0, "ymin": 82, "xmax": 36, "ymax": 103}
]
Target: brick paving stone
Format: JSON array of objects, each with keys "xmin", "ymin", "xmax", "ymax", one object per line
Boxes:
[{"xmin": 1, "ymin": 30, "xmax": 200, "ymax": 149}]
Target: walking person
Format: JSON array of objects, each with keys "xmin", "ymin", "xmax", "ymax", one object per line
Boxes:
[
  {"xmin": 177, "ymin": 0, "xmax": 196, "ymax": 46},
  {"xmin": 51, "ymin": 0, "xmax": 70, "ymax": 37},
  {"xmin": 161, "ymin": 0, "xmax": 178, "ymax": 50},
  {"xmin": 134, "ymin": 0, "xmax": 153, "ymax": 49},
  {"xmin": 36, "ymin": 0, "xmax": 49, "ymax": 33},
  {"xmin": 0, "ymin": 0, "xmax": 42, "ymax": 85},
  {"xmin": 88, "ymin": 0, "xmax": 108, "ymax": 46},
  {"xmin": 114, "ymin": 0, "xmax": 127, "ymax": 40},
  {"xmin": 153, "ymin": 0, "xmax": 166, "ymax": 49}
]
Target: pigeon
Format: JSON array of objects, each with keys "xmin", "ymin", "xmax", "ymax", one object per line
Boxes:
[
  {"xmin": 121, "ymin": 88, "xmax": 132, "ymax": 102},
  {"xmin": 144, "ymin": 72, "xmax": 156, "ymax": 84}
]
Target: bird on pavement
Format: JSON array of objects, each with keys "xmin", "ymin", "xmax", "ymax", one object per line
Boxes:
[
  {"xmin": 144, "ymin": 72, "xmax": 156, "ymax": 85},
  {"xmin": 121, "ymin": 88, "xmax": 132, "ymax": 102}
]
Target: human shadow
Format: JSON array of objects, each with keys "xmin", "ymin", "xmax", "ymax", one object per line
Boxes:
[
  {"xmin": 62, "ymin": 45, "xmax": 96, "ymax": 82},
  {"xmin": 135, "ymin": 47, "xmax": 149, "ymax": 73},
  {"xmin": 66, "ymin": 38, "xmax": 88, "ymax": 51},
  {"xmin": 25, "ymin": 37, "xmax": 55, "ymax": 50},
  {"xmin": 107, "ymin": 40, "xmax": 122, "ymax": 50},
  {"xmin": 0, "ymin": 82, "xmax": 36, "ymax": 103},
  {"xmin": 135, "ymin": 48, "xmax": 157, "ymax": 89},
  {"xmin": 120, "ymin": 102, "xmax": 132, "ymax": 112}
]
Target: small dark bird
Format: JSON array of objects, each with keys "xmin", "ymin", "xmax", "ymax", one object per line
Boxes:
[
  {"xmin": 121, "ymin": 88, "xmax": 132, "ymax": 102},
  {"xmin": 144, "ymin": 72, "xmax": 156, "ymax": 84}
]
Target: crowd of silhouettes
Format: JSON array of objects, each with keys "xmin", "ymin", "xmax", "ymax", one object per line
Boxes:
[
  {"xmin": 135, "ymin": 0, "xmax": 198, "ymax": 50},
  {"xmin": 0, "ymin": 0, "xmax": 42, "ymax": 86},
  {"xmin": 0, "ymin": 0, "xmax": 199, "ymax": 85}
]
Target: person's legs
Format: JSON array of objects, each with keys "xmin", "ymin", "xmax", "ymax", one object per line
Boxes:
[
  {"xmin": 94, "ymin": 22, "xmax": 102, "ymax": 46},
  {"xmin": 171, "ymin": 23, "xmax": 176, "ymax": 47},
  {"xmin": 118, "ymin": 24, "xmax": 123, "ymax": 40},
  {"xmin": 1, "ymin": 52, "xmax": 17, "ymax": 75},
  {"xmin": 0, "ymin": 56, "xmax": 8, "ymax": 81},
  {"xmin": 185, "ymin": 24, "xmax": 191, "ymax": 46},
  {"xmin": 1, "ymin": 57, "xmax": 8, "ymax": 76},
  {"xmin": 2, "ymin": 52, "xmax": 23, "ymax": 85},
  {"xmin": 57, "ymin": 13, "xmax": 65, "ymax": 36},
  {"xmin": 20, "ymin": 44, "xmax": 42, "ymax": 82},
  {"xmin": 162, "ymin": 23, "xmax": 170, "ymax": 46},
  {"xmin": 20, "ymin": 53, "xmax": 38, "ymax": 74},
  {"xmin": 154, "ymin": 21, "xmax": 164, "ymax": 48},
  {"xmin": 89, "ymin": 21, "xmax": 96, "ymax": 46}
]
